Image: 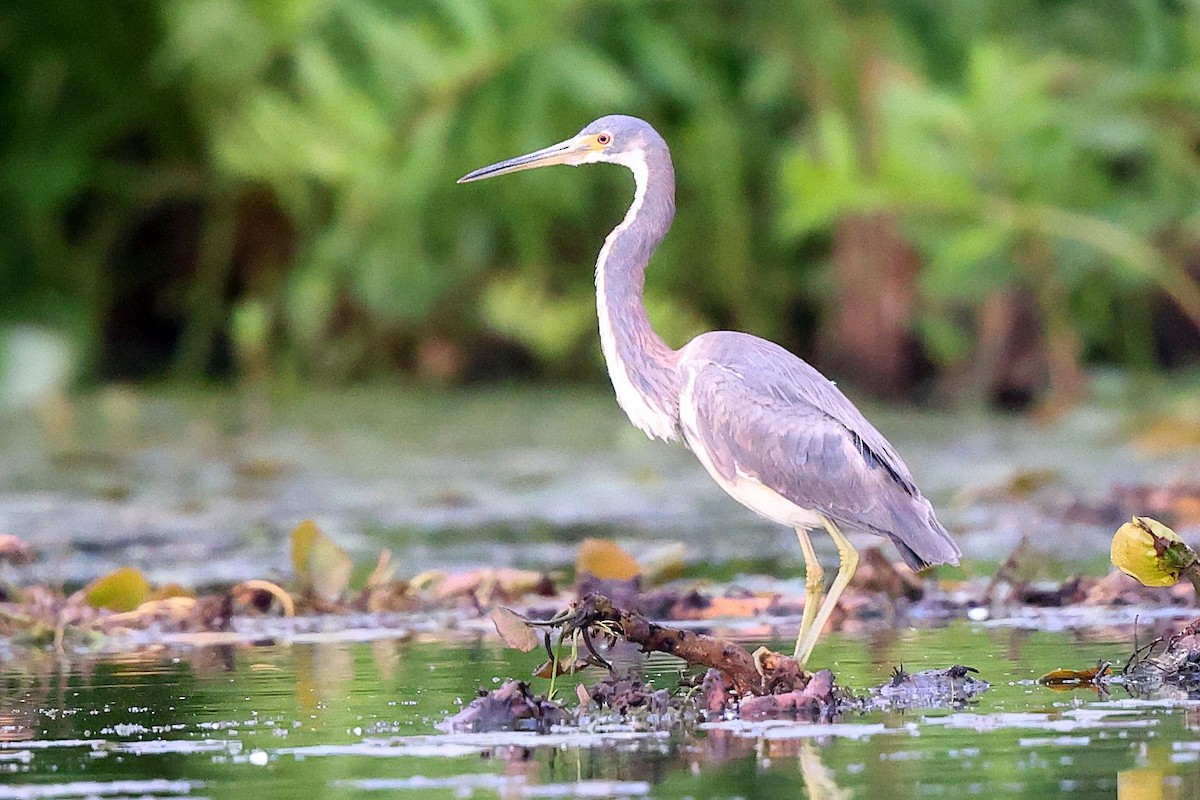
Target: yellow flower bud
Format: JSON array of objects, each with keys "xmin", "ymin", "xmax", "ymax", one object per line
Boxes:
[{"xmin": 1110, "ymin": 516, "xmax": 1193, "ymax": 588}]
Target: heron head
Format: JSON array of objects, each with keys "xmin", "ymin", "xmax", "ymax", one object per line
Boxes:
[{"xmin": 458, "ymin": 115, "xmax": 660, "ymax": 183}]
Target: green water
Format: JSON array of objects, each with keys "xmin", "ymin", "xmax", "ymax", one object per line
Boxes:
[
  {"xmin": 2, "ymin": 626, "xmax": 1195, "ymax": 798},
  {"xmin": 5, "ymin": 384, "xmax": 1197, "ymax": 586},
  {"xmin": 3, "ymin": 387, "xmax": 1200, "ymax": 796}
]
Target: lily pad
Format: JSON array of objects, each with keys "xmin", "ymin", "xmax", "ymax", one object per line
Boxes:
[{"xmin": 85, "ymin": 566, "xmax": 151, "ymax": 612}]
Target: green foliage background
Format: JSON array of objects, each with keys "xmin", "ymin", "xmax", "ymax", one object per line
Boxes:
[{"xmin": 4, "ymin": 0, "xmax": 1200, "ymax": 392}]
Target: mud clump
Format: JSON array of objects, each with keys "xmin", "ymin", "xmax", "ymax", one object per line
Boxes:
[
  {"xmin": 438, "ymin": 680, "xmax": 568, "ymax": 733},
  {"xmin": 862, "ymin": 665, "xmax": 989, "ymax": 711},
  {"xmin": 735, "ymin": 669, "xmax": 840, "ymax": 721}
]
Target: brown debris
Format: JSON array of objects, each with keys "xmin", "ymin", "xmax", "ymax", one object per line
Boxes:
[
  {"xmin": 1122, "ymin": 616, "xmax": 1200, "ymax": 698},
  {"xmin": 853, "ymin": 547, "xmax": 923, "ymax": 601},
  {"xmin": 1064, "ymin": 481, "xmax": 1200, "ymax": 530},
  {"xmin": 738, "ymin": 669, "xmax": 837, "ymax": 720},
  {"xmin": 437, "ymin": 679, "xmax": 568, "ymax": 733},
  {"xmin": 1020, "ymin": 576, "xmax": 1089, "ymax": 607},
  {"xmin": 701, "ymin": 668, "xmax": 731, "ymax": 714},
  {"xmin": 0, "ymin": 534, "xmax": 35, "ymax": 566},
  {"xmin": 586, "ymin": 673, "xmax": 671, "ymax": 716},
  {"xmin": 1083, "ymin": 570, "xmax": 1198, "ymax": 607},
  {"xmin": 1113, "ymin": 485, "xmax": 1200, "ymax": 556}
]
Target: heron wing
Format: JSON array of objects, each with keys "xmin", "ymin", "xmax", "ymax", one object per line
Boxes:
[{"xmin": 680, "ymin": 332, "xmax": 959, "ymax": 569}]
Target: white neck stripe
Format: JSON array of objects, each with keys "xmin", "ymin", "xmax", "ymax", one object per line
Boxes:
[{"xmin": 594, "ymin": 150, "xmax": 677, "ymax": 442}]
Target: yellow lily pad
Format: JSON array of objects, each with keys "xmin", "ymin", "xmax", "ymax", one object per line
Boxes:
[
  {"xmin": 1110, "ymin": 516, "xmax": 1194, "ymax": 588},
  {"xmin": 85, "ymin": 567, "xmax": 151, "ymax": 612}
]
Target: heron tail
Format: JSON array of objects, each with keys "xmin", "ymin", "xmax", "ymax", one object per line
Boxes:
[{"xmin": 886, "ymin": 504, "xmax": 961, "ymax": 571}]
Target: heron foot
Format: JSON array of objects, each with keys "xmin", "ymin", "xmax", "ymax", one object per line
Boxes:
[
  {"xmin": 794, "ymin": 527, "xmax": 825, "ymax": 664},
  {"xmin": 794, "ymin": 515, "xmax": 859, "ymax": 668}
]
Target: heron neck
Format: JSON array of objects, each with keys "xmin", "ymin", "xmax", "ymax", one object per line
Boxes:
[{"xmin": 595, "ymin": 148, "xmax": 681, "ymax": 442}]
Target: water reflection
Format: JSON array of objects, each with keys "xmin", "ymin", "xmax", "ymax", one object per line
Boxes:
[{"xmin": 1, "ymin": 629, "xmax": 1199, "ymax": 798}]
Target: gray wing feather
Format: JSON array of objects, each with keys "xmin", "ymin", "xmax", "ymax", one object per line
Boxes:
[{"xmin": 681, "ymin": 332, "xmax": 960, "ymax": 569}]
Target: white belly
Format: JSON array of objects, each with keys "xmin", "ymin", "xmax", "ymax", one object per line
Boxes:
[{"xmin": 691, "ymin": 440, "xmax": 825, "ymax": 530}]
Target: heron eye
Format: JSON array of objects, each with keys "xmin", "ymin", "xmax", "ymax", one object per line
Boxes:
[{"xmin": 596, "ymin": 133, "xmax": 611, "ymax": 145}]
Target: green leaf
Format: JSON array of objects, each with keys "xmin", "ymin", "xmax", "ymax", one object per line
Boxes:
[
  {"xmin": 479, "ymin": 273, "xmax": 594, "ymax": 362},
  {"xmin": 915, "ymin": 314, "xmax": 973, "ymax": 365},
  {"xmin": 923, "ymin": 225, "xmax": 1013, "ymax": 299}
]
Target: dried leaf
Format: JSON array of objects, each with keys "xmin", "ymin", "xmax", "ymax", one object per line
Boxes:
[
  {"xmin": 409, "ymin": 570, "xmax": 446, "ymax": 592},
  {"xmin": 436, "ymin": 568, "xmax": 552, "ymax": 603},
  {"xmin": 533, "ymin": 656, "xmax": 592, "ymax": 678},
  {"xmin": 363, "ymin": 581, "xmax": 415, "ymax": 614},
  {"xmin": 291, "ymin": 519, "xmax": 353, "ymax": 602},
  {"xmin": 576, "ymin": 538, "xmax": 640, "ymax": 580},
  {"xmin": 494, "ymin": 568, "xmax": 554, "ymax": 597},
  {"xmin": 640, "ymin": 542, "xmax": 687, "ymax": 585},
  {"xmin": 490, "ymin": 607, "xmax": 539, "ymax": 653},
  {"xmin": 231, "ymin": 579, "xmax": 296, "ymax": 616},
  {"xmin": 366, "ymin": 549, "xmax": 397, "ymax": 589},
  {"xmin": 437, "ymin": 570, "xmax": 491, "ymax": 599},
  {"xmin": 685, "ymin": 595, "xmax": 775, "ymax": 620},
  {"xmin": 290, "ymin": 518, "xmax": 318, "ymax": 575},
  {"xmin": 104, "ymin": 596, "xmax": 197, "ymax": 628},
  {"xmin": 84, "ymin": 567, "xmax": 151, "ymax": 612},
  {"xmin": 1005, "ymin": 468, "xmax": 1060, "ymax": 496},
  {"xmin": 1039, "ymin": 662, "xmax": 1110, "ymax": 689},
  {"xmin": 151, "ymin": 583, "xmax": 194, "ymax": 601},
  {"xmin": 234, "ymin": 458, "xmax": 287, "ymax": 480}
]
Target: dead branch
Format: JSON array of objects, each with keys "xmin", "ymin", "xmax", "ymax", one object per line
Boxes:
[{"xmin": 537, "ymin": 593, "xmax": 807, "ymax": 696}]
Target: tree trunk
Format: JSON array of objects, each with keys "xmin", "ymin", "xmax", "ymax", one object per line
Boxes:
[{"xmin": 823, "ymin": 212, "xmax": 921, "ymax": 399}]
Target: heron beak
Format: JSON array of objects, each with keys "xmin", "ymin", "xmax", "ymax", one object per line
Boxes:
[{"xmin": 457, "ymin": 134, "xmax": 596, "ymax": 183}]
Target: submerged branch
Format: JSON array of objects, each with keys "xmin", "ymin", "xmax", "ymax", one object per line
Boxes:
[{"xmin": 534, "ymin": 593, "xmax": 807, "ymax": 696}]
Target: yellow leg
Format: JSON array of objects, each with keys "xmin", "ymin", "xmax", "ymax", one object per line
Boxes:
[
  {"xmin": 794, "ymin": 527, "xmax": 824, "ymax": 662},
  {"xmin": 794, "ymin": 515, "xmax": 859, "ymax": 668}
]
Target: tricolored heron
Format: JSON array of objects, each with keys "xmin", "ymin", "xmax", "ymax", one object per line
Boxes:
[{"xmin": 459, "ymin": 115, "xmax": 960, "ymax": 667}]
